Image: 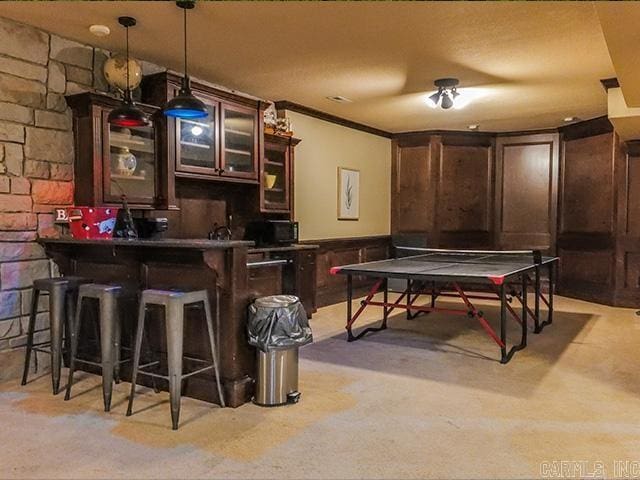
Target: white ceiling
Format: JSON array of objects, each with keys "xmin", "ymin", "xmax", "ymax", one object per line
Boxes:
[{"xmin": 0, "ymin": 1, "xmax": 618, "ymax": 133}]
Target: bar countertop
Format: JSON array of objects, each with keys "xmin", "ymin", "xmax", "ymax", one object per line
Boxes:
[{"xmin": 39, "ymin": 237, "xmax": 254, "ymax": 250}]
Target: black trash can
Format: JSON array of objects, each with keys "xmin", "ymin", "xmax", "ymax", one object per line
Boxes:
[{"xmin": 247, "ymin": 295, "xmax": 312, "ymax": 406}]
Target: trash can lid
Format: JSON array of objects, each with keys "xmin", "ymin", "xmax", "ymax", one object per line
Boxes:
[{"xmin": 254, "ymin": 295, "xmax": 300, "ymax": 309}]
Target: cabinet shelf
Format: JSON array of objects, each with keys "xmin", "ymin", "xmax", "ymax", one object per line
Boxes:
[
  {"xmin": 266, "ymin": 187, "xmax": 284, "ymax": 193},
  {"xmin": 111, "ymin": 174, "xmax": 148, "ymax": 181},
  {"xmin": 225, "ymin": 128, "xmax": 252, "ymax": 137},
  {"xmin": 180, "ymin": 141, "xmax": 211, "ymax": 150},
  {"xmin": 180, "ymin": 119, "xmax": 210, "ymax": 128},
  {"xmin": 264, "ymin": 159, "xmax": 285, "ymax": 167},
  {"xmin": 225, "ymin": 148, "xmax": 252, "ymax": 156}
]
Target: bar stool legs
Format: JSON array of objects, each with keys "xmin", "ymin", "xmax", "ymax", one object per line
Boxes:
[
  {"xmin": 166, "ymin": 300, "xmax": 184, "ymax": 430},
  {"xmin": 127, "ymin": 289, "xmax": 225, "ymax": 430},
  {"xmin": 65, "ymin": 284, "xmax": 123, "ymax": 412},
  {"xmin": 21, "ymin": 278, "xmax": 87, "ymax": 395}
]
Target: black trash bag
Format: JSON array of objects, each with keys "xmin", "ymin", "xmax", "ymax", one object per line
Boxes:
[{"xmin": 247, "ymin": 295, "xmax": 313, "ymax": 352}]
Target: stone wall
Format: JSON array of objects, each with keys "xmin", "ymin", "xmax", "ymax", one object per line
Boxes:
[{"xmin": 0, "ymin": 16, "xmax": 162, "ymax": 381}]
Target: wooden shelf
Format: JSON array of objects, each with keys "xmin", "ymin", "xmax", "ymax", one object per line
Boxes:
[
  {"xmin": 266, "ymin": 187, "xmax": 284, "ymax": 193},
  {"xmin": 225, "ymin": 148, "xmax": 251, "ymax": 156}
]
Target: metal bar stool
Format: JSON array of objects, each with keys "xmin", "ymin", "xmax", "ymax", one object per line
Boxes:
[
  {"xmin": 65, "ymin": 283, "xmax": 126, "ymax": 412},
  {"xmin": 127, "ymin": 289, "xmax": 225, "ymax": 430},
  {"xmin": 21, "ymin": 276, "xmax": 91, "ymax": 394}
]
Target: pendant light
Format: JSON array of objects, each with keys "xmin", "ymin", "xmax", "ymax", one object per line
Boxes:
[
  {"xmin": 107, "ymin": 16, "xmax": 149, "ymax": 127},
  {"xmin": 163, "ymin": 1, "xmax": 208, "ymax": 119}
]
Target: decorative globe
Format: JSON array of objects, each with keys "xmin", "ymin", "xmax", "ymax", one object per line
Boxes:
[{"xmin": 103, "ymin": 53, "xmax": 142, "ymax": 91}]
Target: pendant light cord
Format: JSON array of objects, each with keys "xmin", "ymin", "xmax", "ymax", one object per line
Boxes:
[
  {"xmin": 183, "ymin": 7, "xmax": 188, "ymax": 78},
  {"xmin": 125, "ymin": 24, "xmax": 130, "ymax": 97}
]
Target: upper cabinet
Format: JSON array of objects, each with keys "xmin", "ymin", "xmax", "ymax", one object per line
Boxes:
[
  {"xmin": 261, "ymin": 133, "xmax": 301, "ymax": 215},
  {"xmin": 67, "ymin": 92, "xmax": 166, "ymax": 209},
  {"xmin": 142, "ymin": 72, "xmax": 266, "ymax": 184}
]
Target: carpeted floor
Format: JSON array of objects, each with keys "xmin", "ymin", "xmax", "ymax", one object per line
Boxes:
[{"xmin": 1, "ymin": 294, "xmax": 639, "ymax": 479}]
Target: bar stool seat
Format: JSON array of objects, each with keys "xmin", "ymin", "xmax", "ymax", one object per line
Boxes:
[
  {"xmin": 21, "ymin": 276, "xmax": 91, "ymax": 394},
  {"xmin": 65, "ymin": 283, "xmax": 127, "ymax": 412},
  {"xmin": 127, "ymin": 288, "xmax": 225, "ymax": 430}
]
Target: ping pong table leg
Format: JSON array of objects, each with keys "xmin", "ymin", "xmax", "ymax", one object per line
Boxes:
[
  {"xmin": 534, "ymin": 266, "xmax": 542, "ymax": 333},
  {"xmin": 346, "ymin": 274, "xmax": 353, "ymax": 341},
  {"xmin": 548, "ymin": 262, "xmax": 554, "ymax": 325},
  {"xmin": 406, "ymin": 279, "xmax": 412, "ymax": 320},
  {"xmin": 500, "ymin": 283, "xmax": 508, "ymax": 363},
  {"xmin": 520, "ymin": 274, "xmax": 528, "ymax": 348},
  {"xmin": 382, "ymin": 278, "xmax": 389, "ymax": 328}
]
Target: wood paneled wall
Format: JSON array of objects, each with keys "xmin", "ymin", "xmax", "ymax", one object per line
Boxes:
[
  {"xmin": 303, "ymin": 235, "xmax": 392, "ymax": 307},
  {"xmin": 393, "ymin": 131, "xmax": 559, "ymax": 252},
  {"xmin": 390, "ymin": 120, "xmax": 640, "ymax": 308},
  {"xmin": 392, "ymin": 133, "xmax": 495, "ymax": 249}
]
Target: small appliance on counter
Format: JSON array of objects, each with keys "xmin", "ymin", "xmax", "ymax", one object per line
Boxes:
[
  {"xmin": 244, "ymin": 220, "xmax": 299, "ymax": 247},
  {"xmin": 133, "ymin": 217, "xmax": 169, "ymax": 239}
]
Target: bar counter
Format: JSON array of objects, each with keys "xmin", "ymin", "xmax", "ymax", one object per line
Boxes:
[{"xmin": 40, "ymin": 237, "xmax": 254, "ymax": 407}]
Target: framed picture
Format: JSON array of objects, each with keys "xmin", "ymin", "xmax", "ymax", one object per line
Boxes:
[{"xmin": 337, "ymin": 167, "xmax": 360, "ymax": 220}]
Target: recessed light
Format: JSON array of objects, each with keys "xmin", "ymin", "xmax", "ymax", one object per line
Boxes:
[
  {"xmin": 563, "ymin": 116, "xmax": 577, "ymax": 123},
  {"xmin": 468, "ymin": 124, "xmax": 479, "ymax": 130},
  {"xmin": 326, "ymin": 95, "xmax": 352, "ymax": 104},
  {"xmin": 89, "ymin": 24, "xmax": 110, "ymax": 37}
]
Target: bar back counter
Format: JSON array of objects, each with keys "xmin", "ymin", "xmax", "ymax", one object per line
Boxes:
[{"xmin": 40, "ymin": 237, "xmax": 254, "ymax": 408}]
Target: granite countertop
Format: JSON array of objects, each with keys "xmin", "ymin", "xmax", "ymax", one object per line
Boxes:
[
  {"xmin": 39, "ymin": 237, "xmax": 254, "ymax": 250},
  {"xmin": 248, "ymin": 244, "xmax": 320, "ymax": 253}
]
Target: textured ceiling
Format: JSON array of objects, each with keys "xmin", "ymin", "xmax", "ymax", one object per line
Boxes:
[{"xmin": 0, "ymin": 1, "xmax": 617, "ymax": 133}]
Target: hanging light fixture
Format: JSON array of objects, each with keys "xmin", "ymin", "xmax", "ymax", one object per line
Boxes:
[
  {"xmin": 107, "ymin": 16, "xmax": 149, "ymax": 127},
  {"xmin": 426, "ymin": 78, "xmax": 461, "ymax": 110},
  {"xmin": 164, "ymin": 0, "xmax": 208, "ymax": 119}
]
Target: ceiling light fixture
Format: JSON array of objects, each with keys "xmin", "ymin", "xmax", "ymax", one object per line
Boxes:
[
  {"xmin": 163, "ymin": 0, "xmax": 208, "ymax": 119},
  {"xmin": 468, "ymin": 124, "xmax": 479, "ymax": 131},
  {"xmin": 426, "ymin": 78, "xmax": 462, "ymax": 110},
  {"xmin": 107, "ymin": 17, "xmax": 149, "ymax": 128},
  {"xmin": 563, "ymin": 116, "xmax": 577, "ymax": 122}
]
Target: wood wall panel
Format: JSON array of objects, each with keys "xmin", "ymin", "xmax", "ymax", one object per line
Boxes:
[
  {"xmin": 624, "ymin": 253, "xmax": 640, "ymax": 289},
  {"xmin": 559, "ymin": 250, "xmax": 613, "ymax": 285},
  {"xmin": 625, "ymin": 156, "xmax": 640, "ymax": 236},
  {"xmin": 496, "ymin": 134, "xmax": 558, "ymax": 252},
  {"xmin": 392, "ymin": 145, "xmax": 432, "ymax": 233},
  {"xmin": 556, "ymin": 122, "xmax": 619, "ymax": 304},
  {"xmin": 439, "ymin": 144, "xmax": 490, "ymax": 232},
  {"xmin": 561, "ymin": 133, "xmax": 614, "ymax": 234}
]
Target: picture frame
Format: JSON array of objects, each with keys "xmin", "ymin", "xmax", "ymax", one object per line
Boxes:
[{"xmin": 337, "ymin": 167, "xmax": 360, "ymax": 220}]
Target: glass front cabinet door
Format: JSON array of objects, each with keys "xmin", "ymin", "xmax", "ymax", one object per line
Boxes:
[
  {"xmin": 175, "ymin": 93, "xmax": 219, "ymax": 175},
  {"xmin": 261, "ymin": 134, "xmax": 301, "ymax": 214},
  {"xmin": 104, "ymin": 112, "xmax": 158, "ymax": 205},
  {"xmin": 67, "ymin": 92, "xmax": 163, "ymax": 209},
  {"xmin": 221, "ymin": 102, "xmax": 259, "ymax": 180}
]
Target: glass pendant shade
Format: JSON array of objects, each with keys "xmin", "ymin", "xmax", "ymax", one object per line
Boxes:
[{"xmin": 107, "ymin": 16, "xmax": 149, "ymax": 128}]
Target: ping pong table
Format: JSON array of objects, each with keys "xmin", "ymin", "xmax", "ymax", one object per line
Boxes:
[{"xmin": 329, "ymin": 248, "xmax": 558, "ymax": 364}]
